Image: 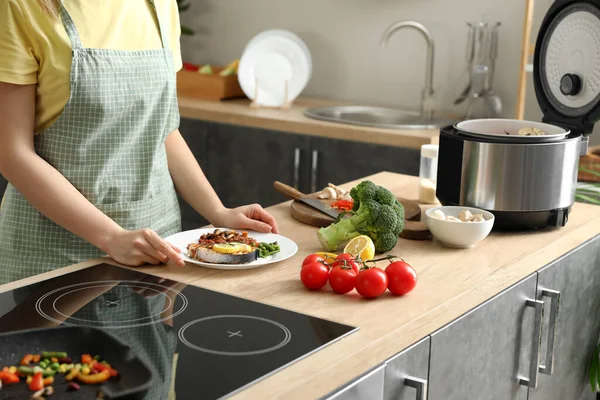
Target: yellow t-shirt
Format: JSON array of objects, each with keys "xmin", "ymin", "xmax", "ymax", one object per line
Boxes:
[{"xmin": 0, "ymin": 0, "xmax": 183, "ymax": 134}]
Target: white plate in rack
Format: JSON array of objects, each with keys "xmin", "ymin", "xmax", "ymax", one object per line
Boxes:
[
  {"xmin": 238, "ymin": 30, "xmax": 312, "ymax": 107},
  {"xmin": 164, "ymin": 228, "xmax": 298, "ymax": 270}
]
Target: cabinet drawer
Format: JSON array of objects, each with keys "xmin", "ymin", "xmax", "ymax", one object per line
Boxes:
[{"xmin": 324, "ymin": 364, "xmax": 386, "ymax": 400}]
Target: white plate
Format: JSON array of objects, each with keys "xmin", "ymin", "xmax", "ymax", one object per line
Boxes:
[
  {"xmin": 238, "ymin": 30, "xmax": 312, "ymax": 107},
  {"xmin": 164, "ymin": 228, "xmax": 299, "ymax": 270}
]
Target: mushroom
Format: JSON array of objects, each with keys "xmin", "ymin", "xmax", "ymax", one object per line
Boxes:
[
  {"xmin": 458, "ymin": 210, "xmax": 473, "ymax": 222},
  {"xmin": 431, "ymin": 210, "xmax": 446, "ymax": 220},
  {"xmin": 446, "ymin": 216, "xmax": 461, "ymax": 222},
  {"xmin": 470, "ymin": 214, "xmax": 485, "ymax": 222},
  {"xmin": 318, "ymin": 187, "xmax": 337, "ymax": 200},
  {"xmin": 328, "ymin": 183, "xmax": 347, "ymax": 196}
]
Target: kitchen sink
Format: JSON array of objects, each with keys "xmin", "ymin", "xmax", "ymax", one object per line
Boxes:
[{"xmin": 304, "ymin": 106, "xmax": 453, "ymax": 130}]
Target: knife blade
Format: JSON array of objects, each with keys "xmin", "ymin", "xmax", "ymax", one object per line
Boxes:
[{"xmin": 273, "ymin": 181, "xmax": 341, "ymax": 219}]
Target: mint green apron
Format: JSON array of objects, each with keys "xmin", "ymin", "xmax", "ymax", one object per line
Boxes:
[
  {"xmin": 0, "ymin": 0, "xmax": 181, "ymax": 285},
  {"xmin": 0, "ymin": 3, "xmax": 181, "ymax": 398}
]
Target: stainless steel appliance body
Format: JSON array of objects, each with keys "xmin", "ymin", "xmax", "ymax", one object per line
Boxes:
[
  {"xmin": 437, "ymin": 0, "xmax": 600, "ymax": 229},
  {"xmin": 437, "ymin": 127, "xmax": 581, "ymax": 228}
]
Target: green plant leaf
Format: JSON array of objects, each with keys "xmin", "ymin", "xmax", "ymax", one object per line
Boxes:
[
  {"xmin": 579, "ymin": 167, "xmax": 600, "ymax": 178},
  {"xmin": 576, "ymin": 193, "xmax": 600, "ymax": 205},
  {"xmin": 590, "ymin": 345, "xmax": 599, "ymax": 392},
  {"xmin": 181, "ymin": 26, "xmax": 195, "ymax": 35}
]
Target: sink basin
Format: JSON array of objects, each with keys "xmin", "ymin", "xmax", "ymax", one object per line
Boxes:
[{"xmin": 304, "ymin": 106, "xmax": 453, "ymax": 130}]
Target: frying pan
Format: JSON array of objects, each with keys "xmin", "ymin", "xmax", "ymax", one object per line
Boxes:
[{"xmin": 0, "ymin": 326, "xmax": 155, "ymax": 399}]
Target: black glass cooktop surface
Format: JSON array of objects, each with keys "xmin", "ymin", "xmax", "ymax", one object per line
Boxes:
[{"xmin": 0, "ymin": 263, "xmax": 357, "ymax": 399}]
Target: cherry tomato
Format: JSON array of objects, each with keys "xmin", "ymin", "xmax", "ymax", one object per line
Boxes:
[
  {"xmin": 302, "ymin": 254, "xmax": 326, "ymax": 268},
  {"xmin": 328, "ymin": 266, "xmax": 357, "ymax": 294},
  {"xmin": 385, "ymin": 260, "xmax": 417, "ymax": 296},
  {"xmin": 333, "ymin": 254, "xmax": 360, "ymax": 275},
  {"xmin": 300, "ymin": 262, "xmax": 330, "ymax": 290},
  {"xmin": 355, "ymin": 268, "xmax": 388, "ymax": 299}
]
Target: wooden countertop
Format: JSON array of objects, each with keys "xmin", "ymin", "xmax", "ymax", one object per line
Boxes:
[
  {"xmin": 2, "ymin": 172, "xmax": 600, "ymax": 399},
  {"xmin": 178, "ymin": 95, "xmax": 439, "ymax": 149}
]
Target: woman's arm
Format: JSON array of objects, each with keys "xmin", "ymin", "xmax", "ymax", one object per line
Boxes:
[
  {"xmin": 165, "ymin": 130, "xmax": 279, "ymax": 233},
  {"xmin": 0, "ymin": 82, "xmax": 184, "ymax": 266}
]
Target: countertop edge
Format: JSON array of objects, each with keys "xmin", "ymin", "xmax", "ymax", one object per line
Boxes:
[{"xmin": 177, "ymin": 96, "xmax": 440, "ymax": 149}]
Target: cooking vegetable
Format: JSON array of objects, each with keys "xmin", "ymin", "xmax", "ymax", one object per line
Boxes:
[
  {"xmin": 29, "ymin": 372, "xmax": 43, "ymax": 391},
  {"xmin": 0, "ymin": 371, "xmax": 20, "ymax": 384},
  {"xmin": 355, "ymin": 267, "xmax": 388, "ymax": 299},
  {"xmin": 8, "ymin": 366, "xmax": 16, "ymax": 374},
  {"xmin": 385, "ymin": 259, "xmax": 418, "ymax": 296},
  {"xmin": 343, "ymin": 235, "xmax": 375, "ymax": 261},
  {"xmin": 42, "ymin": 377, "xmax": 54, "ymax": 386},
  {"xmin": 76, "ymin": 370, "xmax": 111, "ymax": 385},
  {"xmin": 44, "ymin": 386, "xmax": 54, "ymax": 396},
  {"xmin": 81, "ymin": 354, "xmax": 92, "ymax": 365},
  {"xmin": 300, "ymin": 262, "xmax": 330, "ymax": 290},
  {"xmin": 65, "ymin": 365, "xmax": 81, "ymax": 381},
  {"xmin": 39, "ymin": 361, "xmax": 48, "ymax": 369},
  {"xmin": 20, "ymin": 354, "xmax": 34, "ymax": 366},
  {"xmin": 41, "ymin": 352, "xmax": 67, "ymax": 360},
  {"xmin": 18, "ymin": 366, "xmax": 53, "ymax": 377},
  {"xmin": 328, "ymin": 265, "xmax": 357, "ymax": 294},
  {"xmin": 317, "ymin": 181, "xmax": 404, "ymax": 253},
  {"xmin": 302, "ymin": 254, "xmax": 327, "ymax": 268},
  {"xmin": 31, "ymin": 387, "xmax": 45, "ymax": 398},
  {"xmin": 67, "ymin": 382, "xmax": 80, "ymax": 391},
  {"xmin": 57, "ymin": 357, "xmax": 72, "ymax": 364},
  {"xmin": 81, "ymin": 366, "xmax": 91, "ymax": 375},
  {"xmin": 332, "ymin": 254, "xmax": 360, "ymax": 275},
  {"xmin": 49, "ymin": 362, "xmax": 60, "ymax": 371},
  {"xmin": 32, "ymin": 355, "xmax": 40, "ymax": 363}
]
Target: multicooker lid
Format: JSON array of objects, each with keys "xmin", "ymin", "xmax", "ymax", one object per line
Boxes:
[{"xmin": 534, "ymin": 0, "xmax": 600, "ymax": 135}]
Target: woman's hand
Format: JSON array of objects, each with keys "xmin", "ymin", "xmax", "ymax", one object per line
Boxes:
[
  {"xmin": 104, "ymin": 228, "xmax": 186, "ymax": 267},
  {"xmin": 211, "ymin": 204, "xmax": 280, "ymax": 234}
]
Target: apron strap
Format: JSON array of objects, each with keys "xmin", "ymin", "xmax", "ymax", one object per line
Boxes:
[
  {"xmin": 148, "ymin": 0, "xmax": 168, "ymax": 49},
  {"xmin": 58, "ymin": 1, "xmax": 83, "ymax": 50},
  {"xmin": 58, "ymin": 0, "xmax": 168, "ymax": 50}
]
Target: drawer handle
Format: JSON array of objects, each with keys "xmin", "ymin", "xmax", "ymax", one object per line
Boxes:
[
  {"xmin": 539, "ymin": 289, "xmax": 560, "ymax": 375},
  {"xmin": 293, "ymin": 148, "xmax": 301, "ymax": 190},
  {"xmin": 519, "ymin": 299, "xmax": 544, "ymax": 388},
  {"xmin": 405, "ymin": 376, "xmax": 427, "ymax": 400},
  {"xmin": 310, "ymin": 150, "xmax": 319, "ymax": 193}
]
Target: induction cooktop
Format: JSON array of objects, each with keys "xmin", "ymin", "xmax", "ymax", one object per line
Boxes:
[{"xmin": 0, "ymin": 263, "xmax": 357, "ymax": 399}]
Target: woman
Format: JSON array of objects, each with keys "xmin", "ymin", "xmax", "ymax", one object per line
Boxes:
[{"xmin": 0, "ymin": 0, "xmax": 279, "ymax": 285}]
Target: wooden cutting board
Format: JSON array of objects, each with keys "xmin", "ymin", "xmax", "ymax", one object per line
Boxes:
[
  {"xmin": 290, "ymin": 195, "xmax": 421, "ymax": 227},
  {"xmin": 273, "ymin": 181, "xmax": 430, "ymax": 241}
]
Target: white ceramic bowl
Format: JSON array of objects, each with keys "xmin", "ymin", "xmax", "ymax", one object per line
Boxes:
[{"xmin": 425, "ymin": 206, "xmax": 495, "ymax": 248}]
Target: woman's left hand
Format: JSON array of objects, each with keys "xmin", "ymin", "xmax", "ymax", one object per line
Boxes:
[{"xmin": 211, "ymin": 204, "xmax": 280, "ymax": 234}]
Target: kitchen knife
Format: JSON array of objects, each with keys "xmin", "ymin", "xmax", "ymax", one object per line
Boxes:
[{"xmin": 273, "ymin": 181, "xmax": 341, "ymax": 219}]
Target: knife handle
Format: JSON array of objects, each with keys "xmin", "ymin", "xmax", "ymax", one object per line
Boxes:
[{"xmin": 274, "ymin": 181, "xmax": 305, "ymax": 201}]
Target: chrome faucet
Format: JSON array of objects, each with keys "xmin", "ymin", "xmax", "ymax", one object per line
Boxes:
[{"xmin": 381, "ymin": 20, "xmax": 436, "ymax": 120}]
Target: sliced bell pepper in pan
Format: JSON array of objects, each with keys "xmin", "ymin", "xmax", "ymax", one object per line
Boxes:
[{"xmin": 76, "ymin": 370, "xmax": 111, "ymax": 385}]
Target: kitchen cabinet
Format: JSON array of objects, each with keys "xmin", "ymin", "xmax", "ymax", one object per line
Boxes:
[
  {"xmin": 310, "ymin": 137, "xmax": 420, "ymax": 193},
  {"xmin": 207, "ymin": 123, "xmax": 312, "ymax": 208},
  {"xmin": 324, "ymin": 364, "xmax": 385, "ymax": 400},
  {"xmin": 384, "ymin": 337, "xmax": 430, "ymax": 400},
  {"xmin": 178, "ymin": 118, "xmax": 210, "ymax": 231},
  {"xmin": 529, "ymin": 236, "xmax": 600, "ymax": 400},
  {"xmin": 428, "ymin": 273, "xmax": 539, "ymax": 400}
]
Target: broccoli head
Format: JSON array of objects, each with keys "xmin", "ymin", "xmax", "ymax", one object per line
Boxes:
[{"xmin": 317, "ymin": 181, "xmax": 405, "ymax": 253}]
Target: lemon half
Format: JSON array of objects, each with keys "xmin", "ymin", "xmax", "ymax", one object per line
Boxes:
[{"xmin": 343, "ymin": 236, "xmax": 375, "ymax": 261}]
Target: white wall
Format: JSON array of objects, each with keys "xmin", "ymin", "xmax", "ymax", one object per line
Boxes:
[{"xmin": 180, "ymin": 0, "xmax": 599, "ymax": 145}]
